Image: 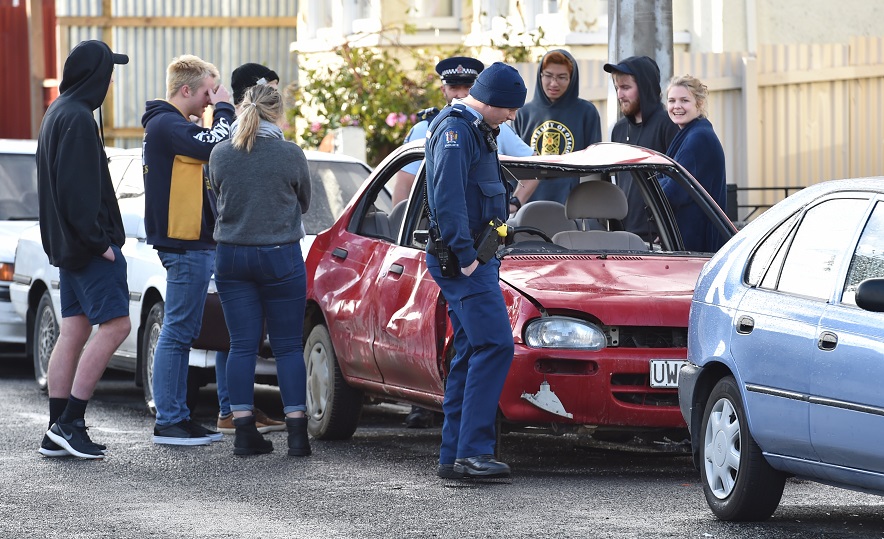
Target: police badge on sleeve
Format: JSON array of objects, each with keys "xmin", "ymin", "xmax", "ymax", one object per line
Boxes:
[{"xmin": 443, "ymin": 129, "xmax": 460, "ymax": 148}]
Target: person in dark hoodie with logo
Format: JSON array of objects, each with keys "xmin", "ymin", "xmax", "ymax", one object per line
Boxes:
[
  {"xmin": 142, "ymin": 55, "xmax": 234, "ymax": 446},
  {"xmin": 36, "ymin": 40, "xmax": 132, "ymax": 459},
  {"xmin": 604, "ymin": 56, "xmax": 679, "ymax": 240},
  {"xmin": 512, "ymin": 49, "xmax": 602, "ymax": 205}
]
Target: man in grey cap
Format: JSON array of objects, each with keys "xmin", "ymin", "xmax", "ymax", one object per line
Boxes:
[
  {"xmin": 36, "ymin": 40, "xmax": 132, "ymax": 459},
  {"xmin": 424, "ymin": 62, "xmax": 526, "ymax": 480}
]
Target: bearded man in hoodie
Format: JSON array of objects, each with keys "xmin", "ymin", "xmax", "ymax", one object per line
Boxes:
[
  {"xmin": 604, "ymin": 56, "xmax": 679, "ymax": 240},
  {"xmin": 512, "ymin": 49, "xmax": 602, "ymax": 205},
  {"xmin": 36, "ymin": 40, "xmax": 132, "ymax": 459}
]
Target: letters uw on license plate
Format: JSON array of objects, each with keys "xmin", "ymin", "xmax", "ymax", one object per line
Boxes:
[{"xmin": 649, "ymin": 360, "xmax": 688, "ymax": 388}]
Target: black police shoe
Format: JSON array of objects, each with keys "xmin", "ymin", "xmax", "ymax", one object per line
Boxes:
[
  {"xmin": 437, "ymin": 463, "xmax": 464, "ymax": 479},
  {"xmin": 404, "ymin": 406, "xmax": 435, "ymax": 428},
  {"xmin": 453, "ymin": 455, "xmax": 511, "ymax": 478}
]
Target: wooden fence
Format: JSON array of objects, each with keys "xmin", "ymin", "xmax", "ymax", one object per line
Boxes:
[{"xmin": 517, "ymin": 36, "xmax": 884, "ymax": 222}]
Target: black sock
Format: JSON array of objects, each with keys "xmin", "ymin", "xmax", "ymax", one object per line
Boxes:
[
  {"xmin": 57, "ymin": 395, "xmax": 88, "ymax": 424},
  {"xmin": 48, "ymin": 397, "xmax": 68, "ymax": 429}
]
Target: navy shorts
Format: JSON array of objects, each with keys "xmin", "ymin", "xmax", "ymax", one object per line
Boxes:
[{"xmin": 59, "ymin": 244, "xmax": 130, "ymax": 325}]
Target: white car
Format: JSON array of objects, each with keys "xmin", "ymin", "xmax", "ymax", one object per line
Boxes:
[
  {"xmin": 11, "ymin": 147, "xmax": 371, "ymax": 411},
  {"xmin": 0, "ymin": 139, "xmax": 40, "ymax": 348}
]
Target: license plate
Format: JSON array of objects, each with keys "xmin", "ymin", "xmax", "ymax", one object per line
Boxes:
[{"xmin": 649, "ymin": 360, "xmax": 688, "ymax": 388}]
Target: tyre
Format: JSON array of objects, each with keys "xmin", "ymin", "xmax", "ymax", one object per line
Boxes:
[
  {"xmin": 141, "ymin": 302, "xmax": 163, "ymax": 414},
  {"xmin": 304, "ymin": 324, "xmax": 362, "ymax": 440},
  {"xmin": 32, "ymin": 291, "xmax": 58, "ymax": 390},
  {"xmin": 700, "ymin": 376, "xmax": 786, "ymax": 521}
]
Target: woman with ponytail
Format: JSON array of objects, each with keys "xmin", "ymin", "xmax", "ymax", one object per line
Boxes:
[{"xmin": 208, "ymin": 84, "xmax": 312, "ymax": 457}]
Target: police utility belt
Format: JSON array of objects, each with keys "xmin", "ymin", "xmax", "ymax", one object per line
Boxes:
[{"xmin": 428, "ymin": 219, "xmax": 511, "ymax": 277}]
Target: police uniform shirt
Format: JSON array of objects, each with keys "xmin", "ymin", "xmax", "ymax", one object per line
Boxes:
[{"xmin": 426, "ymin": 102, "xmax": 507, "ymax": 267}]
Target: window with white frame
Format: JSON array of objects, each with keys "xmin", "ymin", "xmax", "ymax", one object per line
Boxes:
[
  {"xmin": 345, "ymin": 0, "xmax": 378, "ymax": 34},
  {"xmin": 305, "ymin": 0, "xmax": 336, "ymax": 39},
  {"xmin": 407, "ymin": 0, "xmax": 459, "ymax": 30}
]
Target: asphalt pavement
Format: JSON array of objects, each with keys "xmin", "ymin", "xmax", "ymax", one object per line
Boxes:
[{"xmin": 1, "ymin": 355, "xmax": 883, "ymax": 538}]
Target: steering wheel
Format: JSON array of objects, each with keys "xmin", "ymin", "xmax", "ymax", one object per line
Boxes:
[{"xmin": 511, "ymin": 226, "xmax": 553, "ymax": 243}]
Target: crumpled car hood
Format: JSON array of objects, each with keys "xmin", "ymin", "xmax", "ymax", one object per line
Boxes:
[{"xmin": 499, "ymin": 253, "xmax": 708, "ymax": 325}]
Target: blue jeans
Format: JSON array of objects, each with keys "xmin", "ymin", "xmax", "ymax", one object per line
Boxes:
[
  {"xmin": 215, "ymin": 242, "xmax": 307, "ymax": 415},
  {"xmin": 215, "ymin": 351, "xmax": 230, "ymax": 416},
  {"xmin": 153, "ymin": 249, "xmax": 215, "ymax": 426}
]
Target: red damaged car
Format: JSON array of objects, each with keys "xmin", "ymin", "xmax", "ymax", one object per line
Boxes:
[{"xmin": 303, "ymin": 141, "xmax": 734, "ymax": 446}]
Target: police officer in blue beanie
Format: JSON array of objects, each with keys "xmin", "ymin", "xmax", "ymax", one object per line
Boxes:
[{"xmin": 424, "ymin": 62, "xmax": 526, "ymax": 480}]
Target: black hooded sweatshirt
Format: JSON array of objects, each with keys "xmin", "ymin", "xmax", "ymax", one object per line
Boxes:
[
  {"xmin": 36, "ymin": 40, "xmax": 125, "ymax": 270},
  {"xmin": 608, "ymin": 56, "xmax": 679, "ymax": 238},
  {"xmin": 514, "ymin": 49, "xmax": 602, "ymax": 204}
]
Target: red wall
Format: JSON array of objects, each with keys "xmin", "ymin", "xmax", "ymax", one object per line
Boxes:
[{"xmin": 0, "ymin": 0, "xmax": 56, "ymax": 139}]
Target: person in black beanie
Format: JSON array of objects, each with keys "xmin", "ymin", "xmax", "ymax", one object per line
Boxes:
[
  {"xmin": 230, "ymin": 63, "xmax": 280, "ymax": 106},
  {"xmin": 424, "ymin": 62, "xmax": 526, "ymax": 481}
]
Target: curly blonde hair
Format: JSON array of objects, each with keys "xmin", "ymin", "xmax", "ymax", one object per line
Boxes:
[{"xmin": 667, "ymin": 74, "xmax": 709, "ymax": 118}]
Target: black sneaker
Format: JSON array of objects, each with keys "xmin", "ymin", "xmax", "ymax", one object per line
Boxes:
[
  {"xmin": 184, "ymin": 419, "xmax": 223, "ymax": 442},
  {"xmin": 46, "ymin": 419, "xmax": 105, "ymax": 459},
  {"xmin": 39, "ymin": 433, "xmax": 107, "ymax": 457},
  {"xmin": 38, "ymin": 433, "xmax": 71, "ymax": 458},
  {"xmin": 152, "ymin": 420, "xmax": 212, "ymax": 446}
]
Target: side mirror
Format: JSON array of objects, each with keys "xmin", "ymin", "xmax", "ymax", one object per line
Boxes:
[{"xmin": 855, "ymin": 278, "xmax": 884, "ymax": 313}]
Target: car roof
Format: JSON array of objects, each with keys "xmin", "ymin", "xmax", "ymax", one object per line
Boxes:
[
  {"xmin": 108, "ymin": 146, "xmax": 369, "ymax": 167},
  {"xmin": 0, "ymin": 139, "xmax": 38, "ymax": 155}
]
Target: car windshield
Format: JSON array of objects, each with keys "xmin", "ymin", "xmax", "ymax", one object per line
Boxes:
[
  {"xmin": 306, "ymin": 160, "xmax": 370, "ymax": 234},
  {"xmin": 0, "ymin": 152, "xmax": 38, "ymax": 220}
]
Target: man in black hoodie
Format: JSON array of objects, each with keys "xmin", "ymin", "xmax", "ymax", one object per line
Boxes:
[
  {"xmin": 35, "ymin": 40, "xmax": 132, "ymax": 459},
  {"xmin": 604, "ymin": 56, "xmax": 679, "ymax": 240}
]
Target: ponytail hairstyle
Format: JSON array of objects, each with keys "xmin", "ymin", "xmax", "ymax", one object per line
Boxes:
[
  {"xmin": 231, "ymin": 84, "xmax": 284, "ymax": 152},
  {"xmin": 667, "ymin": 74, "xmax": 709, "ymax": 118}
]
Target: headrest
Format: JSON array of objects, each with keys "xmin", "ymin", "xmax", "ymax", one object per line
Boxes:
[{"xmin": 564, "ymin": 181, "xmax": 628, "ymax": 220}]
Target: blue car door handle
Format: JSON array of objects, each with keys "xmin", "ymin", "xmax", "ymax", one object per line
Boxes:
[
  {"xmin": 332, "ymin": 247, "xmax": 348, "ymax": 260},
  {"xmin": 388, "ymin": 263, "xmax": 404, "ymax": 276},
  {"xmin": 736, "ymin": 315, "xmax": 754, "ymax": 334},
  {"xmin": 818, "ymin": 331, "xmax": 838, "ymax": 351}
]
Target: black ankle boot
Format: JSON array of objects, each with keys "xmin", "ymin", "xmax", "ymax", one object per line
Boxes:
[
  {"xmin": 286, "ymin": 416, "xmax": 311, "ymax": 457},
  {"xmin": 233, "ymin": 415, "xmax": 273, "ymax": 456}
]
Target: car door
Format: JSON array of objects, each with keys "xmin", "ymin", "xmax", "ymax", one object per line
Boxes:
[
  {"xmin": 347, "ymin": 158, "xmax": 447, "ymax": 397},
  {"xmin": 731, "ymin": 196, "xmax": 870, "ymax": 460},
  {"xmin": 810, "ymin": 198, "xmax": 884, "ymax": 472},
  {"xmin": 369, "ymin": 167, "xmax": 448, "ymax": 398}
]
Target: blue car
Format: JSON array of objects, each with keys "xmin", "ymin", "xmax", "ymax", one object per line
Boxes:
[{"xmin": 678, "ymin": 178, "xmax": 884, "ymax": 521}]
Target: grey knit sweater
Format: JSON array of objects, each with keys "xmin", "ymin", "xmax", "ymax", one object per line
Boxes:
[{"xmin": 208, "ymin": 137, "xmax": 311, "ymax": 246}]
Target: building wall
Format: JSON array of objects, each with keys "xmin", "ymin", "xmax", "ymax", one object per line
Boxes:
[{"xmin": 1, "ymin": 0, "xmax": 33, "ymax": 139}]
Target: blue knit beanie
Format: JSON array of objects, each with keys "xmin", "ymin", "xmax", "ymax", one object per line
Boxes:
[{"xmin": 469, "ymin": 62, "xmax": 527, "ymax": 109}]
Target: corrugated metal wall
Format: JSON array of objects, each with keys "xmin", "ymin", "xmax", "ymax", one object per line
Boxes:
[
  {"xmin": 57, "ymin": 0, "xmax": 298, "ymax": 148},
  {"xmin": 1, "ymin": 0, "xmax": 32, "ymax": 139}
]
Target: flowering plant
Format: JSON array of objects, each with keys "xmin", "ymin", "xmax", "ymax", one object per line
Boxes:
[{"xmin": 287, "ymin": 42, "xmax": 444, "ymax": 166}]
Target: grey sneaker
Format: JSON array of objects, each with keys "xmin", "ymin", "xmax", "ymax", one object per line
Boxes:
[{"xmin": 152, "ymin": 420, "xmax": 212, "ymax": 446}]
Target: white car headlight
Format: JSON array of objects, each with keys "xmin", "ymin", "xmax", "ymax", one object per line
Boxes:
[{"xmin": 524, "ymin": 316, "xmax": 607, "ymax": 350}]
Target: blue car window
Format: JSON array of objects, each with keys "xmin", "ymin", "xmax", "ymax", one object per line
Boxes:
[
  {"xmin": 842, "ymin": 201, "xmax": 884, "ymax": 306},
  {"xmin": 777, "ymin": 197, "xmax": 869, "ymax": 300}
]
